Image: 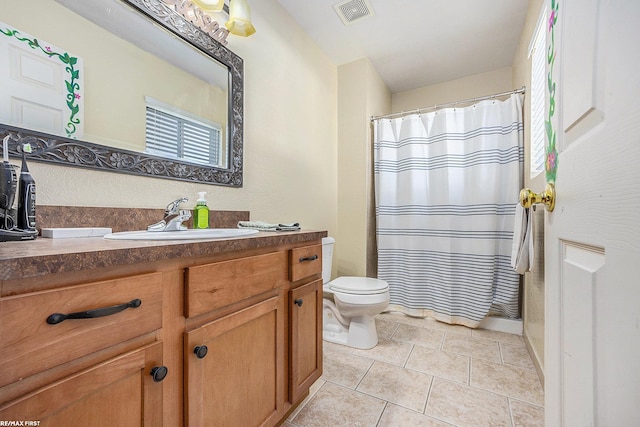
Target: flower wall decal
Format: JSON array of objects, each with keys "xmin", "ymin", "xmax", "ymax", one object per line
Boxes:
[
  {"xmin": 545, "ymin": 0, "xmax": 559, "ymax": 183},
  {"xmin": 0, "ymin": 22, "xmax": 83, "ymax": 139}
]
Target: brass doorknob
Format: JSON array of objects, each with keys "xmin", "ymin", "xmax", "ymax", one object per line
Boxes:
[{"xmin": 519, "ymin": 183, "xmax": 556, "ymax": 212}]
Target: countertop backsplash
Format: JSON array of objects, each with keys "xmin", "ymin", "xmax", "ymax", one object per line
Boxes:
[{"xmin": 36, "ymin": 206, "xmax": 250, "ymax": 233}]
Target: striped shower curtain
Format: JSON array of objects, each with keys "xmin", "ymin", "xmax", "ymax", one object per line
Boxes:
[{"xmin": 373, "ymin": 94, "xmax": 524, "ymax": 328}]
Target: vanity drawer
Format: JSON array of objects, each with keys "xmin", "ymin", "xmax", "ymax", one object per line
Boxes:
[
  {"xmin": 185, "ymin": 251, "xmax": 288, "ymax": 318},
  {"xmin": 0, "ymin": 272, "xmax": 163, "ymax": 388},
  {"xmin": 289, "ymin": 244, "xmax": 322, "ymax": 282}
]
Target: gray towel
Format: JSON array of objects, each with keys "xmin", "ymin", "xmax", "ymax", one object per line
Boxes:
[{"xmin": 237, "ymin": 220, "xmax": 300, "ymax": 232}]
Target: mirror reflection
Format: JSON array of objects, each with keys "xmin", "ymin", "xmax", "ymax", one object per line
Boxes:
[{"xmin": 1, "ymin": 0, "xmax": 243, "ymax": 185}]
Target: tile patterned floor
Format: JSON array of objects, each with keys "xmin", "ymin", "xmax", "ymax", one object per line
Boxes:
[{"xmin": 285, "ymin": 312, "xmax": 544, "ymax": 427}]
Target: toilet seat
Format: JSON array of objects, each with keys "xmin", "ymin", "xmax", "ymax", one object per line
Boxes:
[
  {"xmin": 325, "ymin": 277, "xmax": 390, "ymax": 308},
  {"xmin": 326, "ymin": 276, "xmax": 389, "ymax": 295}
]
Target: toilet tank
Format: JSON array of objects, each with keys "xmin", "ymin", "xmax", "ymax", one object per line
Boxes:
[{"xmin": 321, "ymin": 237, "xmax": 335, "ymax": 284}]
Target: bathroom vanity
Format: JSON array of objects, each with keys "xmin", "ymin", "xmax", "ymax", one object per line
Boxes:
[{"xmin": 0, "ymin": 222, "xmax": 325, "ymax": 426}]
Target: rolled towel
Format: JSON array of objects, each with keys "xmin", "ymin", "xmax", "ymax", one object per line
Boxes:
[
  {"xmin": 238, "ymin": 221, "xmax": 300, "ymax": 232},
  {"xmin": 238, "ymin": 220, "xmax": 278, "ymax": 231}
]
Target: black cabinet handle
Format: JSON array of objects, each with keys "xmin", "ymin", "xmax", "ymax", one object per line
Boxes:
[
  {"xmin": 194, "ymin": 345, "xmax": 208, "ymax": 359},
  {"xmin": 299, "ymin": 255, "xmax": 318, "ymax": 263},
  {"xmin": 46, "ymin": 299, "xmax": 142, "ymax": 325},
  {"xmin": 294, "ymin": 298, "xmax": 303, "ymax": 307},
  {"xmin": 150, "ymin": 366, "xmax": 168, "ymax": 383}
]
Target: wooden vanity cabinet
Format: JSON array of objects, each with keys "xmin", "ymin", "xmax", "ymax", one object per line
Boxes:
[{"xmin": 0, "ymin": 235, "xmax": 324, "ymax": 426}]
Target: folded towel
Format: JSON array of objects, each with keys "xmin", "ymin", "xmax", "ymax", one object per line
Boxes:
[
  {"xmin": 276, "ymin": 223, "xmax": 301, "ymax": 231},
  {"xmin": 237, "ymin": 220, "xmax": 301, "ymax": 232},
  {"xmin": 510, "ymin": 203, "xmax": 534, "ymax": 274}
]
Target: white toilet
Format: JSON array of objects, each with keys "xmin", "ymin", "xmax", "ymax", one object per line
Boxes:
[{"xmin": 322, "ymin": 237, "xmax": 390, "ymax": 349}]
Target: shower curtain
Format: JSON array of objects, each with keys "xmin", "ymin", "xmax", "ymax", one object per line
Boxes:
[{"xmin": 373, "ymin": 94, "xmax": 523, "ymax": 328}]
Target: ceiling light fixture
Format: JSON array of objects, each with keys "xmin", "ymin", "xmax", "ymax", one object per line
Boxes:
[
  {"xmin": 225, "ymin": 0, "xmax": 256, "ymax": 37},
  {"xmin": 166, "ymin": 0, "xmax": 256, "ymax": 42}
]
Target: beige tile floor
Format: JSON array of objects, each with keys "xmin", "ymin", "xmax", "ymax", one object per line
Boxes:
[{"xmin": 285, "ymin": 312, "xmax": 544, "ymax": 427}]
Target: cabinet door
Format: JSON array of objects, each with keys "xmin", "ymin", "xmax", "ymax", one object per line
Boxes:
[
  {"xmin": 288, "ymin": 279, "xmax": 323, "ymax": 403},
  {"xmin": 0, "ymin": 342, "xmax": 165, "ymax": 426},
  {"xmin": 185, "ymin": 296, "xmax": 285, "ymax": 427}
]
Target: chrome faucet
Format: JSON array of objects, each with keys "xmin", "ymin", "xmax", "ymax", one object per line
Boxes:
[{"xmin": 147, "ymin": 197, "xmax": 191, "ymax": 232}]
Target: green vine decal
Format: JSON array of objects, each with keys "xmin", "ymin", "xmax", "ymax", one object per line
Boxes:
[
  {"xmin": 545, "ymin": 0, "xmax": 559, "ymax": 183},
  {"xmin": 1, "ymin": 25, "xmax": 81, "ymax": 138}
]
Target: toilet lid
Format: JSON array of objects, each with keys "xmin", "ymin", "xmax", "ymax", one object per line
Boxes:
[{"xmin": 328, "ymin": 276, "xmax": 389, "ymax": 295}]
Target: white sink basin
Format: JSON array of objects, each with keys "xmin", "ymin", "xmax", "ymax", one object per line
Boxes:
[{"xmin": 103, "ymin": 228, "xmax": 259, "ymax": 240}]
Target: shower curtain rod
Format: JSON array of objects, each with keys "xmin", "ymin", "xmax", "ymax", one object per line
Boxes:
[{"xmin": 370, "ymin": 86, "xmax": 526, "ymax": 121}]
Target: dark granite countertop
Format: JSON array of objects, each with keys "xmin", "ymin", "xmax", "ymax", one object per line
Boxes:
[{"xmin": 0, "ymin": 230, "xmax": 327, "ymax": 281}]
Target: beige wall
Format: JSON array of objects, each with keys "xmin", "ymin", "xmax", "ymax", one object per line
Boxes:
[
  {"xmin": 336, "ymin": 58, "xmax": 390, "ymax": 279},
  {"xmin": 392, "ymin": 67, "xmax": 514, "ymax": 112},
  {"xmin": 512, "ymin": 0, "xmax": 546, "ymax": 380},
  {"xmin": 4, "ymin": 0, "xmax": 338, "ymax": 236},
  {"xmin": 365, "ymin": 60, "xmax": 392, "ymax": 278}
]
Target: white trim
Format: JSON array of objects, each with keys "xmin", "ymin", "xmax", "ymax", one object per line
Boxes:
[
  {"xmin": 478, "ymin": 316, "xmax": 523, "ymax": 335},
  {"xmin": 528, "ymin": 4, "xmax": 548, "ymax": 59}
]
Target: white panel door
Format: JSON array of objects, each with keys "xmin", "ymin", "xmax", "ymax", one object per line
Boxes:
[{"xmin": 544, "ymin": 1, "xmax": 640, "ymax": 425}]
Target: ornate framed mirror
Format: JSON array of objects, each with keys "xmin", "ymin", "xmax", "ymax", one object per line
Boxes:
[{"xmin": 0, "ymin": 0, "xmax": 244, "ymax": 186}]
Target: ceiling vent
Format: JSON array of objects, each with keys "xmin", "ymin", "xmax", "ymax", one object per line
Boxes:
[{"xmin": 333, "ymin": 0, "xmax": 375, "ymax": 26}]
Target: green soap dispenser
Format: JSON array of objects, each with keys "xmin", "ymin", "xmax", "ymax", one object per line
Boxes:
[{"xmin": 193, "ymin": 192, "xmax": 209, "ymax": 229}]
